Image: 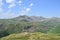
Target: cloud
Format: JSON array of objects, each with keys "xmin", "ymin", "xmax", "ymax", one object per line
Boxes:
[
  {"xmin": 29, "ymin": 3, "xmax": 33, "ymax": 7},
  {"xmin": 8, "ymin": 3, "xmax": 16, "ymax": 8},
  {"xmin": 20, "ymin": 3, "xmax": 34, "ymax": 16},
  {"xmin": 6, "ymin": 0, "xmax": 15, "ymax": 3},
  {"xmin": 5, "ymin": 0, "xmax": 16, "ymax": 8},
  {"xmin": 0, "ymin": 8, "xmax": 3, "ymax": 12},
  {"xmin": 25, "ymin": 8, "xmax": 30, "ymax": 12},
  {"xmin": 16, "ymin": 0, "xmax": 22, "ymax": 6},
  {"xmin": 0, "ymin": 0, "xmax": 3, "ymax": 6},
  {"xmin": 0, "ymin": 12, "xmax": 18, "ymax": 19},
  {"xmin": 20, "ymin": 7, "xmax": 31, "ymax": 15},
  {"xmin": 18, "ymin": 0, "xmax": 22, "ymax": 4}
]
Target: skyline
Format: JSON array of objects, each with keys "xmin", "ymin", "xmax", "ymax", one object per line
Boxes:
[{"xmin": 0, "ymin": 0, "xmax": 60, "ymax": 18}]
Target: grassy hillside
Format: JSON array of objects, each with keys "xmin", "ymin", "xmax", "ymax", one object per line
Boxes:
[
  {"xmin": 1, "ymin": 32, "xmax": 60, "ymax": 40},
  {"xmin": 49, "ymin": 23, "xmax": 60, "ymax": 34}
]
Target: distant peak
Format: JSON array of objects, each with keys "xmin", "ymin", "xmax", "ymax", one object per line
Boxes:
[
  {"xmin": 51, "ymin": 17, "xmax": 60, "ymax": 19},
  {"xmin": 19, "ymin": 15, "xmax": 29, "ymax": 18}
]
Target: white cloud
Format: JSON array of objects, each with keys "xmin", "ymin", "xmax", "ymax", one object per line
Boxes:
[
  {"xmin": 0, "ymin": 9, "xmax": 21, "ymax": 19},
  {"xmin": 0, "ymin": 8, "xmax": 3, "ymax": 12},
  {"xmin": 25, "ymin": 8, "xmax": 30, "ymax": 12},
  {"xmin": 16, "ymin": 0, "xmax": 22, "ymax": 6},
  {"xmin": 20, "ymin": 3, "xmax": 34, "ymax": 15},
  {"xmin": 18, "ymin": 0, "xmax": 22, "ymax": 4},
  {"xmin": 6, "ymin": 0, "xmax": 15, "ymax": 3},
  {"xmin": 0, "ymin": 0, "xmax": 3, "ymax": 6},
  {"xmin": 6, "ymin": 0, "xmax": 16, "ymax": 8},
  {"xmin": 0, "ymin": 13, "xmax": 18, "ymax": 19},
  {"xmin": 20, "ymin": 7, "xmax": 31, "ymax": 15},
  {"xmin": 29, "ymin": 3, "xmax": 33, "ymax": 7},
  {"xmin": 8, "ymin": 3, "xmax": 16, "ymax": 8}
]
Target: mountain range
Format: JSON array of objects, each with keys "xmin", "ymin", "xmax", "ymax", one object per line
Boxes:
[
  {"xmin": 5, "ymin": 15, "xmax": 60, "ymax": 22},
  {"xmin": 0, "ymin": 15, "xmax": 60, "ymax": 38}
]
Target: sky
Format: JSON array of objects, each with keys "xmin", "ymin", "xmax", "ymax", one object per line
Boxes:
[{"xmin": 0, "ymin": 0, "xmax": 60, "ymax": 19}]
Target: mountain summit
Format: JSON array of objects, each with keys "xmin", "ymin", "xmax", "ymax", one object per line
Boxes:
[{"xmin": 12, "ymin": 15, "xmax": 47, "ymax": 22}]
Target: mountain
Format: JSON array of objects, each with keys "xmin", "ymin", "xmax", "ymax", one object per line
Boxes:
[
  {"xmin": 11, "ymin": 15, "xmax": 60, "ymax": 23},
  {"xmin": 0, "ymin": 15, "xmax": 60, "ymax": 38},
  {"xmin": 12, "ymin": 15, "xmax": 47, "ymax": 22},
  {"xmin": 0, "ymin": 15, "xmax": 60, "ymax": 23},
  {"xmin": 45, "ymin": 17, "xmax": 60, "ymax": 23}
]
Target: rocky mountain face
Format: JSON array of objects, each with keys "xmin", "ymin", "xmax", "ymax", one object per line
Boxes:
[
  {"xmin": 0, "ymin": 15, "xmax": 60, "ymax": 23},
  {"xmin": 10, "ymin": 15, "xmax": 60, "ymax": 23},
  {"xmin": 11, "ymin": 15, "xmax": 47, "ymax": 22}
]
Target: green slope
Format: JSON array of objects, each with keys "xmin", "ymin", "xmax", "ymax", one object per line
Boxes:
[
  {"xmin": 1, "ymin": 32, "xmax": 60, "ymax": 40},
  {"xmin": 49, "ymin": 23, "xmax": 60, "ymax": 34}
]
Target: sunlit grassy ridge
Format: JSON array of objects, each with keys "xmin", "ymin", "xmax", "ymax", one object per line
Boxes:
[{"xmin": 1, "ymin": 32, "xmax": 60, "ymax": 40}]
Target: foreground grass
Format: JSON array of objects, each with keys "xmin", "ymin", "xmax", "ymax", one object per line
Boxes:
[{"xmin": 0, "ymin": 32, "xmax": 60, "ymax": 40}]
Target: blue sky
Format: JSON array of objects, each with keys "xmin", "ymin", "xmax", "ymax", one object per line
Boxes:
[{"xmin": 0, "ymin": 0, "xmax": 60, "ymax": 18}]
